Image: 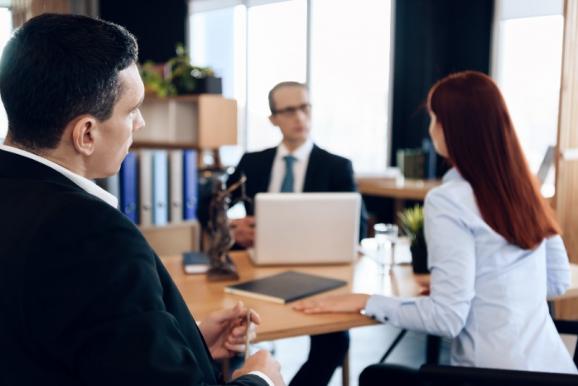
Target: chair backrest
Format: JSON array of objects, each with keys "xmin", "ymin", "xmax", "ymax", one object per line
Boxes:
[{"xmin": 420, "ymin": 365, "xmax": 578, "ymax": 386}]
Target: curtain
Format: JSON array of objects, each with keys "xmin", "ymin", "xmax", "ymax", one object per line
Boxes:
[{"xmin": 390, "ymin": 0, "xmax": 494, "ymax": 177}]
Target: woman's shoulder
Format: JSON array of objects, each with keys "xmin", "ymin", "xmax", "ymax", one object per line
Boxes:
[{"xmin": 425, "ymin": 171, "xmax": 479, "ymax": 218}]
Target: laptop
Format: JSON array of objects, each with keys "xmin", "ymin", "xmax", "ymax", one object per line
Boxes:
[{"xmin": 249, "ymin": 192, "xmax": 361, "ymax": 265}]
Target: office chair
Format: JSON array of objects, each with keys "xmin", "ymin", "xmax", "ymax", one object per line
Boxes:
[
  {"xmin": 364, "ymin": 319, "xmax": 578, "ymax": 386},
  {"xmin": 418, "ymin": 319, "xmax": 578, "ymax": 386},
  {"xmin": 419, "ymin": 364, "xmax": 578, "ymax": 386}
]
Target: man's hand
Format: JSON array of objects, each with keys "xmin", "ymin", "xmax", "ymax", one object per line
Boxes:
[
  {"xmin": 198, "ymin": 301, "xmax": 260, "ymax": 360},
  {"xmin": 232, "ymin": 349, "xmax": 286, "ymax": 386},
  {"xmin": 292, "ymin": 294, "xmax": 370, "ymax": 314},
  {"xmin": 230, "ymin": 216, "xmax": 256, "ymax": 248}
]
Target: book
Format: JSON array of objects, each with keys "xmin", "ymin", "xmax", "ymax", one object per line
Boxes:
[
  {"xmin": 182, "ymin": 251, "xmax": 210, "ymax": 274},
  {"xmin": 224, "ymin": 271, "xmax": 347, "ymax": 304}
]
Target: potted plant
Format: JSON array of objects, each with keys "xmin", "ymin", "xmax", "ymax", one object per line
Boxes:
[
  {"xmin": 165, "ymin": 44, "xmax": 222, "ymax": 95},
  {"xmin": 140, "ymin": 61, "xmax": 176, "ymax": 97},
  {"xmin": 398, "ymin": 205, "xmax": 429, "ymax": 274},
  {"xmin": 140, "ymin": 44, "xmax": 222, "ymax": 97}
]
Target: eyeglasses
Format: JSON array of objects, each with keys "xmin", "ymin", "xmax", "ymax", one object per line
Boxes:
[{"xmin": 272, "ymin": 103, "xmax": 311, "ymax": 117}]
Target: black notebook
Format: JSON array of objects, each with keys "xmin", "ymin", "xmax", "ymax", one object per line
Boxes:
[{"xmin": 224, "ymin": 271, "xmax": 347, "ymax": 304}]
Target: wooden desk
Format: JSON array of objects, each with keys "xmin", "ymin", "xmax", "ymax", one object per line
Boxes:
[
  {"xmin": 356, "ymin": 177, "xmax": 441, "ymax": 200},
  {"xmin": 356, "ymin": 177, "xmax": 441, "ymax": 220},
  {"xmin": 161, "ymin": 252, "xmax": 427, "ymax": 342},
  {"xmin": 161, "ymin": 253, "xmax": 578, "ymax": 342}
]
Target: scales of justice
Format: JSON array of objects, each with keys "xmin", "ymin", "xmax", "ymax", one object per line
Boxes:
[{"xmin": 205, "ymin": 174, "xmax": 251, "ymax": 281}]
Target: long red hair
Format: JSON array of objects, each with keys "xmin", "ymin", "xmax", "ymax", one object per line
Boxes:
[{"xmin": 427, "ymin": 71, "xmax": 560, "ymax": 249}]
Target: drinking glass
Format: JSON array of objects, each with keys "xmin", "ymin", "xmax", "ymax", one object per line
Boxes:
[{"xmin": 373, "ymin": 223, "xmax": 399, "ymax": 271}]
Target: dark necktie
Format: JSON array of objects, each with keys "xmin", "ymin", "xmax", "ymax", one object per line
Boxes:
[{"xmin": 280, "ymin": 155, "xmax": 296, "ymax": 192}]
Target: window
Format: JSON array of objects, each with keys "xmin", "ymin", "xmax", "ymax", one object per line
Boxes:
[
  {"xmin": 492, "ymin": 0, "xmax": 564, "ymax": 195},
  {"xmin": 0, "ymin": 6, "xmax": 12, "ymax": 140},
  {"xmin": 189, "ymin": 0, "xmax": 393, "ymax": 173},
  {"xmin": 245, "ymin": 0, "xmax": 307, "ymax": 151},
  {"xmin": 310, "ymin": 0, "xmax": 391, "ymax": 173},
  {"xmin": 189, "ymin": 5, "xmax": 247, "ymax": 164}
]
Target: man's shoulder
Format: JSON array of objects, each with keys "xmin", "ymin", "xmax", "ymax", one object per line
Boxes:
[
  {"xmin": 311, "ymin": 145, "xmax": 352, "ymax": 166},
  {"xmin": 240, "ymin": 147, "xmax": 277, "ymax": 162}
]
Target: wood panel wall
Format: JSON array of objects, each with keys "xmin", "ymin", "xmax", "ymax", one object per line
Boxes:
[{"xmin": 555, "ymin": 0, "xmax": 578, "ymax": 319}]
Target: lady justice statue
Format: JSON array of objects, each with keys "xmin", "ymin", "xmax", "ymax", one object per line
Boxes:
[{"xmin": 205, "ymin": 174, "xmax": 251, "ymax": 281}]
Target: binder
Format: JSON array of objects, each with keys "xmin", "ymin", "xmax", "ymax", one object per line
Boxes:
[
  {"xmin": 152, "ymin": 150, "xmax": 169, "ymax": 226},
  {"xmin": 118, "ymin": 152, "xmax": 137, "ymax": 223},
  {"xmin": 169, "ymin": 150, "xmax": 184, "ymax": 223},
  {"xmin": 183, "ymin": 149, "xmax": 198, "ymax": 220},
  {"xmin": 139, "ymin": 150, "xmax": 153, "ymax": 226}
]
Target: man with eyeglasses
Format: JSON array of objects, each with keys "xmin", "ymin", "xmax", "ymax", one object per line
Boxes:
[{"xmin": 227, "ymin": 81, "xmax": 367, "ymax": 386}]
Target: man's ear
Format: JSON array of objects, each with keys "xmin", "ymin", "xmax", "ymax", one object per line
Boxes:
[
  {"xmin": 269, "ymin": 114, "xmax": 278, "ymax": 127},
  {"xmin": 71, "ymin": 115, "xmax": 98, "ymax": 156}
]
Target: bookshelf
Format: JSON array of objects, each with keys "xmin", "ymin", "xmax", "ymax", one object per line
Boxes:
[
  {"xmin": 130, "ymin": 93, "xmax": 238, "ymax": 255},
  {"xmin": 134, "ymin": 94, "xmax": 237, "ymax": 149}
]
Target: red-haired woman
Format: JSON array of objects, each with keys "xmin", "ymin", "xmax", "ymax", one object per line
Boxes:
[{"xmin": 294, "ymin": 71, "xmax": 577, "ymax": 382}]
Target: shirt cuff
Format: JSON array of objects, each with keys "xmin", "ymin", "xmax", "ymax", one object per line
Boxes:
[
  {"xmin": 248, "ymin": 370, "xmax": 275, "ymax": 386},
  {"xmin": 364, "ymin": 294, "xmax": 404, "ymax": 324}
]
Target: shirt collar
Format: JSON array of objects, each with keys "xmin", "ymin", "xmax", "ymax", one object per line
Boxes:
[
  {"xmin": 277, "ymin": 138, "xmax": 314, "ymax": 161},
  {"xmin": 0, "ymin": 144, "xmax": 118, "ymax": 208}
]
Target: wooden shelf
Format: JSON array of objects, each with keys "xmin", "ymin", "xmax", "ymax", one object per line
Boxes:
[
  {"xmin": 131, "ymin": 141, "xmax": 200, "ymax": 150},
  {"xmin": 134, "ymin": 94, "xmax": 237, "ymax": 149}
]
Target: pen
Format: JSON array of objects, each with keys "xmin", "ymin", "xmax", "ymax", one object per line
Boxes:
[{"xmin": 244, "ymin": 309, "xmax": 252, "ymax": 360}]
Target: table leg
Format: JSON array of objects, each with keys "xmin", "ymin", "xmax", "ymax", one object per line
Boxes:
[
  {"xmin": 341, "ymin": 350, "xmax": 350, "ymax": 386},
  {"xmin": 425, "ymin": 335, "xmax": 441, "ymax": 364}
]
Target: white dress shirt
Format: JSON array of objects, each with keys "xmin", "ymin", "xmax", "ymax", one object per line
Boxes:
[
  {"xmin": 268, "ymin": 139, "xmax": 314, "ymax": 193},
  {"xmin": 365, "ymin": 168, "xmax": 577, "ymax": 374},
  {"xmin": 1, "ymin": 144, "xmax": 276, "ymax": 386},
  {"xmin": 0, "ymin": 144, "xmax": 118, "ymax": 208}
]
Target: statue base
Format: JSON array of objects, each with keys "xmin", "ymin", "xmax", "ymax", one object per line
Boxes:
[{"xmin": 207, "ymin": 254, "xmax": 240, "ymax": 281}]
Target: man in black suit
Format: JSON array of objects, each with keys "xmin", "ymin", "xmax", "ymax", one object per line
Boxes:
[
  {"xmin": 0, "ymin": 14, "xmax": 283, "ymax": 386},
  {"xmin": 228, "ymin": 81, "xmax": 367, "ymax": 386}
]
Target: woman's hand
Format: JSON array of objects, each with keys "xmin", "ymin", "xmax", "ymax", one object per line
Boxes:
[
  {"xmin": 292, "ymin": 294, "xmax": 370, "ymax": 314},
  {"xmin": 198, "ymin": 301, "xmax": 261, "ymax": 360}
]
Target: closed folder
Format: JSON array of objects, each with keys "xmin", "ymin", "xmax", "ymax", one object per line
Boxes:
[
  {"xmin": 139, "ymin": 150, "xmax": 153, "ymax": 226},
  {"xmin": 224, "ymin": 271, "xmax": 347, "ymax": 304},
  {"xmin": 152, "ymin": 150, "xmax": 168, "ymax": 226},
  {"xmin": 169, "ymin": 150, "xmax": 183, "ymax": 223},
  {"xmin": 118, "ymin": 152, "xmax": 137, "ymax": 223},
  {"xmin": 183, "ymin": 149, "xmax": 198, "ymax": 220}
]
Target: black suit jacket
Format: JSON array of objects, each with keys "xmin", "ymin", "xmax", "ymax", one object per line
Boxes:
[
  {"xmin": 228, "ymin": 145, "xmax": 367, "ymax": 238},
  {"xmin": 0, "ymin": 150, "xmax": 266, "ymax": 386}
]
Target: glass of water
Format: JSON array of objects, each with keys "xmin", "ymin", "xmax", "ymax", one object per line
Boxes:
[{"xmin": 373, "ymin": 223, "xmax": 399, "ymax": 270}]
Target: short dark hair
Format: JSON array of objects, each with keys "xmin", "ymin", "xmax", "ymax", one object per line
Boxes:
[
  {"xmin": 0, "ymin": 13, "xmax": 138, "ymax": 149},
  {"xmin": 268, "ymin": 81, "xmax": 308, "ymax": 114}
]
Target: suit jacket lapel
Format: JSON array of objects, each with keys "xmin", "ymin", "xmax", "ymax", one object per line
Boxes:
[{"xmin": 257, "ymin": 147, "xmax": 277, "ymax": 193}]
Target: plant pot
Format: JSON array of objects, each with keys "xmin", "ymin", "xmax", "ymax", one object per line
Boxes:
[
  {"xmin": 410, "ymin": 241, "xmax": 429, "ymax": 274},
  {"xmin": 192, "ymin": 76, "xmax": 222, "ymax": 94}
]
